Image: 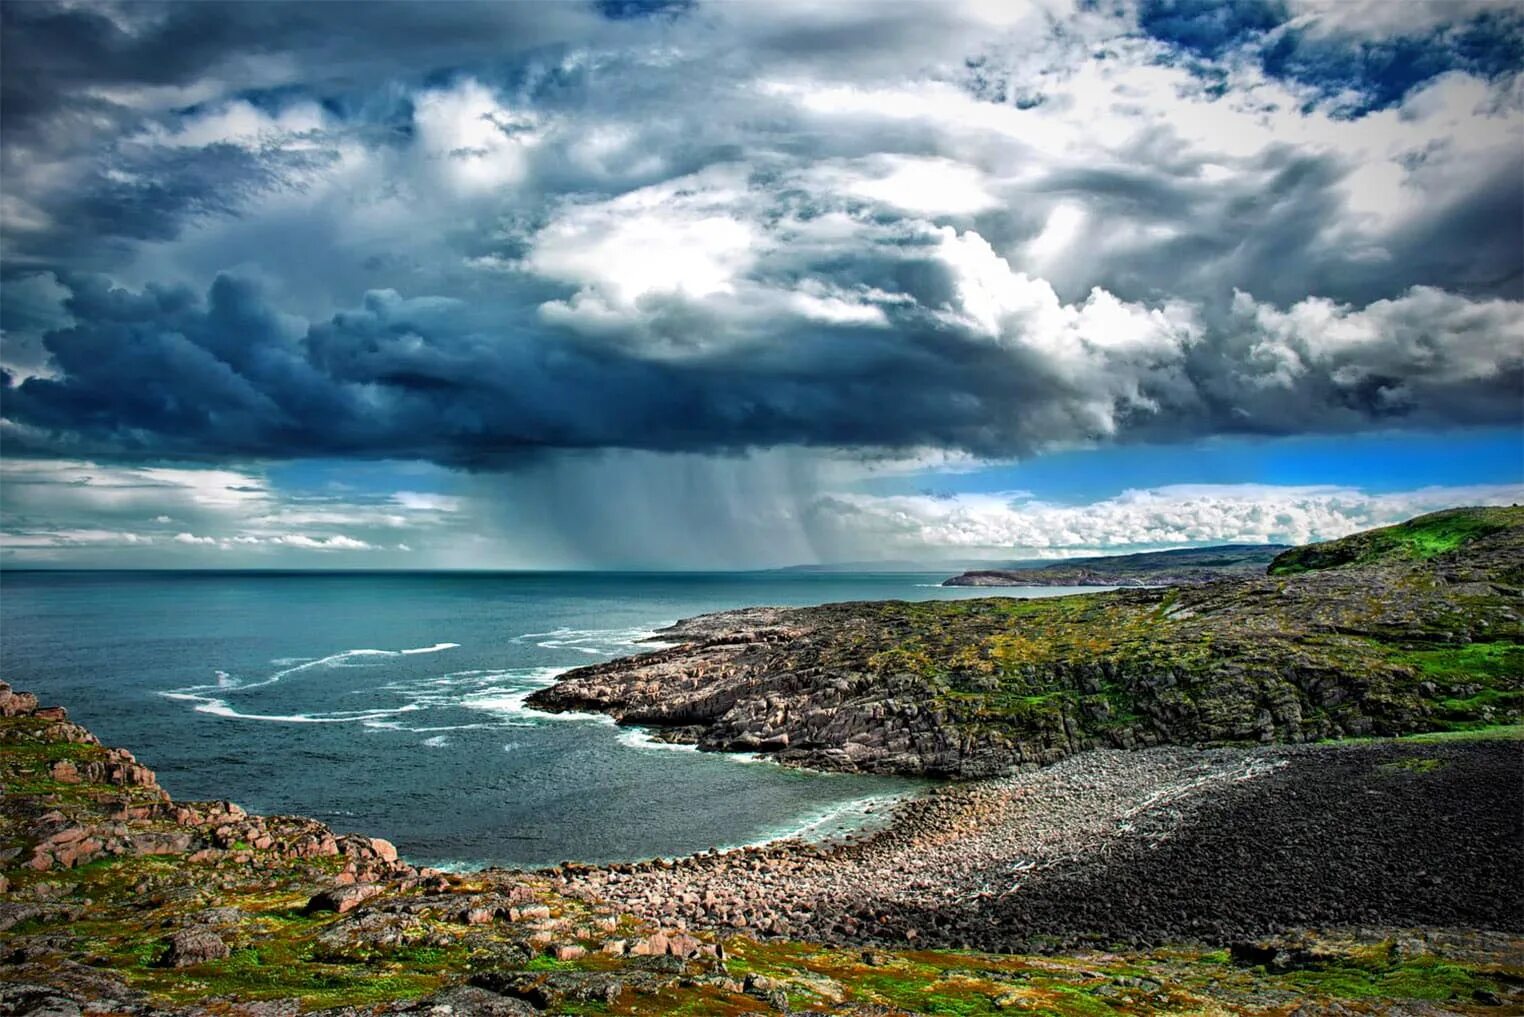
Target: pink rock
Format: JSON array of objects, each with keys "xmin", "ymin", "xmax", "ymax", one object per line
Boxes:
[
  {"xmin": 305, "ymin": 883, "xmax": 383, "ymax": 915},
  {"xmin": 49, "ymin": 760, "xmax": 81, "ymax": 784}
]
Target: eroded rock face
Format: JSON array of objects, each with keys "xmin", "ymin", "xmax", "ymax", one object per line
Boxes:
[{"xmin": 528, "ymin": 518, "xmax": 1524, "ymax": 777}]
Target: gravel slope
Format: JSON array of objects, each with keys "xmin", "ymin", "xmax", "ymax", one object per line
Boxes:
[{"xmin": 557, "ymin": 736, "xmax": 1524, "ymax": 953}]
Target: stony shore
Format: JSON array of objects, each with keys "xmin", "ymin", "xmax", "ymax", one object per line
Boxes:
[
  {"xmin": 3, "ymin": 682, "xmax": 1522, "ymax": 1014},
  {"xmin": 547, "ymin": 735, "xmax": 1524, "ymax": 953}
]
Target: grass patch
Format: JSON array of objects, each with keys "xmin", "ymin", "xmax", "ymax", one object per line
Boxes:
[{"xmin": 1380, "ymin": 756, "xmax": 1446, "ymax": 774}]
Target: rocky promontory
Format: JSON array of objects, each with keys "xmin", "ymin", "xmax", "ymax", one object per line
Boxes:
[{"xmin": 529, "ymin": 507, "xmax": 1523, "ymax": 776}]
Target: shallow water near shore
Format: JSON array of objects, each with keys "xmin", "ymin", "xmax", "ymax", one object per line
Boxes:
[{"xmin": 0, "ymin": 570, "xmax": 1095, "ymax": 868}]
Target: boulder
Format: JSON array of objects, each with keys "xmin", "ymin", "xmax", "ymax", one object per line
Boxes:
[
  {"xmin": 162, "ymin": 926, "xmax": 230, "ymax": 967},
  {"xmin": 305, "ymin": 883, "xmax": 383, "ymax": 915}
]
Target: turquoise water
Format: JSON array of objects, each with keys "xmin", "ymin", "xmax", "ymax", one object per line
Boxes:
[{"xmin": 0, "ymin": 571, "xmax": 1086, "ymax": 869}]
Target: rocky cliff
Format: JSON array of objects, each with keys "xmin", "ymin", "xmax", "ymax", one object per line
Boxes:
[{"xmin": 529, "ymin": 507, "xmax": 1524, "ymax": 777}]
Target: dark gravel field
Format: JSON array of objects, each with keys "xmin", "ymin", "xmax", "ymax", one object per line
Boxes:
[
  {"xmin": 559, "ymin": 734, "xmax": 1524, "ymax": 955},
  {"xmin": 876, "ymin": 737, "xmax": 1524, "ymax": 951}
]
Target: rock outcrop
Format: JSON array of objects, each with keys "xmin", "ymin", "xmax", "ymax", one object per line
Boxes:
[{"xmin": 530, "ymin": 507, "xmax": 1524, "ymax": 776}]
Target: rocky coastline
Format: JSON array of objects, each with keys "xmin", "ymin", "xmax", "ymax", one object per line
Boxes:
[
  {"xmin": 528, "ymin": 508, "xmax": 1524, "ymax": 777},
  {"xmin": 3, "ymin": 507, "xmax": 1523, "ymax": 1014},
  {"xmin": 2, "ymin": 680, "xmax": 1521, "ymax": 1015}
]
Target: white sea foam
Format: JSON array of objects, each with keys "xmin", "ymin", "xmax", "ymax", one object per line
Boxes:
[
  {"xmin": 612, "ymin": 726, "xmax": 767, "ymax": 765},
  {"xmin": 736, "ymin": 791, "xmax": 909, "ymax": 850},
  {"xmin": 166, "ymin": 694, "xmax": 425, "ymax": 725},
  {"xmin": 422, "ymin": 734, "xmax": 450, "ymax": 748},
  {"xmin": 615, "ymin": 727, "xmax": 700, "ymax": 752},
  {"xmin": 512, "ymin": 624, "xmax": 672, "ymax": 657},
  {"xmin": 161, "ymin": 640, "xmax": 466, "ymax": 723},
  {"xmin": 458, "ymin": 668, "xmax": 613, "ymax": 727}
]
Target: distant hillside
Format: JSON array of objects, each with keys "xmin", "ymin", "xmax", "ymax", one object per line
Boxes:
[
  {"xmin": 773, "ymin": 559, "xmax": 1009, "ymax": 574},
  {"xmin": 1270, "ymin": 506, "xmax": 1524, "ymax": 576},
  {"xmin": 942, "ymin": 543, "xmax": 1289, "ymax": 587}
]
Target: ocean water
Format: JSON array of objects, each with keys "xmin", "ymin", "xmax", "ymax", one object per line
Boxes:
[{"xmin": 0, "ymin": 571, "xmax": 1091, "ymax": 869}]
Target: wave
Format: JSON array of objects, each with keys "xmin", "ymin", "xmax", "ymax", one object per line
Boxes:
[
  {"xmin": 400, "ymin": 642, "xmax": 461, "ymax": 655},
  {"xmin": 511, "ymin": 624, "xmax": 674, "ymax": 657},
  {"xmin": 160, "ymin": 640, "xmax": 465, "ymax": 720},
  {"xmin": 615, "ymin": 728, "xmax": 699, "ymax": 753},
  {"xmin": 458, "ymin": 668, "xmax": 612, "ymax": 727},
  {"xmin": 422, "ymin": 734, "xmax": 450, "ymax": 748},
  {"xmin": 160, "ymin": 689, "xmax": 425, "ymax": 726},
  {"xmin": 736, "ymin": 791, "xmax": 910, "ymax": 850},
  {"xmin": 202, "ymin": 645, "xmax": 433, "ymax": 697}
]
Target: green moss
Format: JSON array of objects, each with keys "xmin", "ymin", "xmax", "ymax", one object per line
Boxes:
[
  {"xmin": 1380, "ymin": 756, "xmax": 1445, "ymax": 774},
  {"xmin": 524, "ymin": 954, "xmax": 579, "ymax": 972},
  {"xmin": 1394, "ymin": 723, "xmax": 1524, "ymax": 743},
  {"xmin": 1285, "ymin": 958, "xmax": 1490, "ymax": 1001}
]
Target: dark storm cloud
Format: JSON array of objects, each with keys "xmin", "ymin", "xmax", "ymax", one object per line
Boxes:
[
  {"xmin": 4, "ymin": 261, "xmax": 1520, "ymax": 466},
  {"xmin": 1, "ymin": 0, "xmax": 1520, "ymax": 469},
  {"xmin": 0, "ymin": 1, "xmax": 601, "ymax": 134}
]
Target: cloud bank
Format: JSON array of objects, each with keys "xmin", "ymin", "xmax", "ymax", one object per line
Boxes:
[
  {"xmin": 2, "ymin": 0, "xmax": 1520, "ymax": 467},
  {"xmin": 1, "ymin": 1, "xmax": 1519, "ymax": 564}
]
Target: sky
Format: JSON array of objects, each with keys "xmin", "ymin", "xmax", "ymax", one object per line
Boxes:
[{"xmin": 1, "ymin": 0, "xmax": 1521, "ymax": 569}]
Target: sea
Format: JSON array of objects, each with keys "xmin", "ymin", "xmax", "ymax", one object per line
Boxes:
[{"xmin": 0, "ymin": 570, "xmax": 1092, "ymax": 870}]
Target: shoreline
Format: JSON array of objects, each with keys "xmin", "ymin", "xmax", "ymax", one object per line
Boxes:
[
  {"xmin": 543, "ymin": 730, "xmax": 1524, "ymax": 951},
  {"xmin": 4, "ymin": 680, "xmax": 1521, "ymax": 1015}
]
